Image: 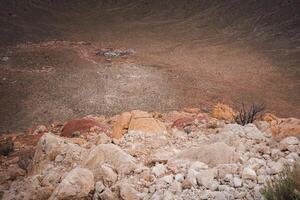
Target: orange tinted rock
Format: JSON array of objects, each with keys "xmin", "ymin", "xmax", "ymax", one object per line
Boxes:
[
  {"xmin": 128, "ymin": 110, "xmax": 166, "ymax": 134},
  {"xmin": 270, "ymin": 118, "xmax": 300, "ymax": 141},
  {"xmin": 182, "ymin": 179, "xmax": 193, "ymax": 189},
  {"xmin": 61, "ymin": 119, "xmax": 108, "ymax": 137},
  {"xmin": 183, "ymin": 107, "xmax": 200, "ymax": 114},
  {"xmin": 131, "ymin": 110, "xmax": 152, "ymax": 118},
  {"xmin": 261, "ymin": 113, "xmax": 278, "ymax": 123},
  {"xmin": 211, "ymin": 103, "xmax": 236, "ymax": 122},
  {"xmin": 112, "ymin": 112, "xmax": 132, "ymax": 139},
  {"xmin": 128, "ymin": 118, "xmax": 167, "ymax": 134}
]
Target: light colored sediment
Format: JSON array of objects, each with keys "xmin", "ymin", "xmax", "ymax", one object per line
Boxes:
[{"xmin": 0, "ymin": 108, "xmax": 299, "ymax": 200}]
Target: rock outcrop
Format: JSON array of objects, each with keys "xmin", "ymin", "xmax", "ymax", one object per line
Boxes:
[
  {"xmin": 270, "ymin": 117, "xmax": 300, "ymax": 141},
  {"xmin": 128, "ymin": 110, "xmax": 167, "ymax": 134},
  {"xmin": 84, "ymin": 143, "xmax": 137, "ymax": 175},
  {"xmin": 211, "ymin": 103, "xmax": 236, "ymax": 122},
  {"xmin": 49, "ymin": 167, "xmax": 94, "ymax": 200},
  {"xmin": 1, "ymin": 108, "xmax": 300, "ymax": 200}
]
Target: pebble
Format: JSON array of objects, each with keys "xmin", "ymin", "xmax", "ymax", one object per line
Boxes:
[{"xmin": 152, "ymin": 164, "xmax": 166, "ymax": 177}]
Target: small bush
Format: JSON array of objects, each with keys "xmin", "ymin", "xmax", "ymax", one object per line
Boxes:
[
  {"xmin": 261, "ymin": 162, "xmax": 300, "ymax": 200},
  {"xmin": 234, "ymin": 103, "xmax": 265, "ymax": 125}
]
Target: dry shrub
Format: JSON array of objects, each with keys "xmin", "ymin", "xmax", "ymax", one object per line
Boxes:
[
  {"xmin": 261, "ymin": 162, "xmax": 300, "ymax": 200},
  {"xmin": 234, "ymin": 103, "xmax": 265, "ymax": 125}
]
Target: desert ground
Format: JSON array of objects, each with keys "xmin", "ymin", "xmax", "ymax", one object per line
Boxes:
[{"xmin": 0, "ymin": 0, "xmax": 299, "ymax": 133}]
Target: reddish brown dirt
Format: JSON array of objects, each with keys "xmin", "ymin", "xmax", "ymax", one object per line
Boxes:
[{"xmin": 0, "ymin": 0, "xmax": 299, "ymax": 133}]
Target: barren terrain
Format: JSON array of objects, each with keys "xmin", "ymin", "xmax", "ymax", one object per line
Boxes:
[{"xmin": 0, "ymin": 0, "xmax": 299, "ymax": 133}]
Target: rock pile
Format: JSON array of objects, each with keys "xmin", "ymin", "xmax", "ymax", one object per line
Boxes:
[{"xmin": 0, "ymin": 107, "xmax": 299, "ymax": 200}]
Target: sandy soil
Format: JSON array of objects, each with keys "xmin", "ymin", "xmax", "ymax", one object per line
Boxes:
[{"xmin": 0, "ymin": 0, "xmax": 299, "ymax": 133}]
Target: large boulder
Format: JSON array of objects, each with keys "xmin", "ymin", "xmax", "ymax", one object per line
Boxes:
[
  {"xmin": 279, "ymin": 136, "xmax": 299, "ymax": 150},
  {"xmin": 2, "ymin": 175, "xmax": 50, "ymax": 200},
  {"xmin": 169, "ymin": 142, "xmax": 238, "ymax": 167},
  {"xmin": 128, "ymin": 110, "xmax": 167, "ymax": 134},
  {"xmin": 30, "ymin": 133, "xmax": 88, "ymax": 175},
  {"xmin": 119, "ymin": 184, "xmax": 141, "ymax": 200},
  {"xmin": 61, "ymin": 118, "xmax": 108, "ymax": 137},
  {"xmin": 93, "ymin": 164, "xmax": 118, "ymax": 186},
  {"xmin": 211, "ymin": 103, "xmax": 236, "ymax": 122},
  {"xmin": 49, "ymin": 167, "xmax": 94, "ymax": 200},
  {"xmin": 112, "ymin": 112, "xmax": 132, "ymax": 139},
  {"xmin": 84, "ymin": 144, "xmax": 137, "ymax": 175}
]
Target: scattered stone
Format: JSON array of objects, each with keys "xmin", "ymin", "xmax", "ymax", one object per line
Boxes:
[
  {"xmin": 199, "ymin": 190, "xmax": 211, "ymax": 199},
  {"xmin": 0, "ymin": 138, "xmax": 14, "ymax": 156},
  {"xmin": 171, "ymin": 142, "xmax": 238, "ymax": 167},
  {"xmin": 1, "ymin": 110, "xmax": 298, "ymax": 200},
  {"xmin": 120, "ymin": 184, "xmax": 140, "ymax": 200},
  {"xmin": 162, "ymin": 175, "xmax": 173, "ymax": 184},
  {"xmin": 196, "ymin": 169, "xmax": 216, "ymax": 186},
  {"xmin": 190, "ymin": 161, "xmax": 209, "ymax": 171},
  {"xmin": 257, "ymin": 175, "xmax": 266, "ymax": 184},
  {"xmin": 148, "ymin": 149, "xmax": 176, "ymax": 164},
  {"xmin": 242, "ymin": 167, "xmax": 257, "ymax": 181},
  {"xmin": 152, "ymin": 164, "xmax": 166, "ymax": 177},
  {"xmin": 31, "ymin": 133, "xmax": 88, "ymax": 174},
  {"xmin": 49, "ymin": 167, "xmax": 94, "ymax": 200},
  {"xmin": 96, "ymin": 132, "xmax": 112, "ymax": 144},
  {"xmin": 244, "ymin": 124, "xmax": 266, "ymax": 141},
  {"xmin": 182, "ymin": 179, "xmax": 193, "ymax": 189},
  {"xmin": 279, "ymin": 136, "xmax": 299, "ymax": 150},
  {"xmin": 169, "ymin": 180, "xmax": 182, "ymax": 193},
  {"xmin": 163, "ymin": 190, "xmax": 174, "ymax": 200},
  {"xmin": 175, "ymin": 174, "xmax": 184, "ymax": 182},
  {"xmin": 213, "ymin": 191, "xmax": 226, "ymax": 200},
  {"xmin": 95, "ymin": 181, "xmax": 105, "ymax": 194},
  {"xmin": 85, "ymin": 144, "xmax": 137, "ymax": 175},
  {"xmin": 233, "ymin": 177, "xmax": 242, "ymax": 187},
  {"xmin": 17, "ymin": 150, "xmax": 34, "ymax": 172},
  {"xmin": 217, "ymin": 164, "xmax": 239, "ymax": 179},
  {"xmin": 34, "ymin": 125, "xmax": 47, "ymax": 134},
  {"xmin": 269, "ymin": 161, "xmax": 283, "ymax": 174},
  {"xmin": 93, "ymin": 164, "xmax": 117, "ymax": 186},
  {"xmin": 96, "ymin": 48, "xmax": 135, "ymax": 58},
  {"xmin": 99, "ymin": 188, "xmax": 117, "ymax": 200},
  {"xmin": 186, "ymin": 168, "xmax": 198, "ymax": 186},
  {"xmin": 286, "ymin": 152, "xmax": 299, "ymax": 161},
  {"xmin": 1, "ymin": 56, "xmax": 9, "ymax": 61}
]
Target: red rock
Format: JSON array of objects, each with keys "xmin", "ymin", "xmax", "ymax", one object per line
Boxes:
[
  {"xmin": 61, "ymin": 119, "xmax": 108, "ymax": 137},
  {"xmin": 195, "ymin": 114, "xmax": 209, "ymax": 123},
  {"xmin": 171, "ymin": 117, "xmax": 195, "ymax": 129}
]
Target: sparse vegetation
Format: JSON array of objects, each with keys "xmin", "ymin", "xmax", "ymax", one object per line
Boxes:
[
  {"xmin": 234, "ymin": 103, "xmax": 265, "ymax": 125},
  {"xmin": 261, "ymin": 162, "xmax": 300, "ymax": 200}
]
